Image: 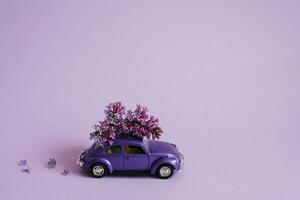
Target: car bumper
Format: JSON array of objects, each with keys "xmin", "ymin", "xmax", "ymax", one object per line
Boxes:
[
  {"xmin": 77, "ymin": 158, "xmax": 84, "ymax": 167},
  {"xmin": 77, "ymin": 151, "xmax": 86, "ymax": 168},
  {"xmin": 179, "ymin": 154, "xmax": 185, "ymax": 171}
]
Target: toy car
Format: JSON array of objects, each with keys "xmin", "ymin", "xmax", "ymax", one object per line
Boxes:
[{"xmin": 77, "ymin": 135, "xmax": 184, "ymax": 179}]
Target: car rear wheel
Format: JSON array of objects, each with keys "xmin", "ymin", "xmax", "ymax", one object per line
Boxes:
[
  {"xmin": 90, "ymin": 163, "xmax": 107, "ymax": 178},
  {"xmin": 157, "ymin": 165, "xmax": 173, "ymax": 179}
]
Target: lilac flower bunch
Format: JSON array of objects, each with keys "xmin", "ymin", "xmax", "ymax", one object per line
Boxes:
[
  {"xmin": 124, "ymin": 105, "xmax": 162, "ymax": 139},
  {"xmin": 90, "ymin": 102, "xmax": 163, "ymax": 147},
  {"xmin": 90, "ymin": 102, "xmax": 125, "ymax": 148}
]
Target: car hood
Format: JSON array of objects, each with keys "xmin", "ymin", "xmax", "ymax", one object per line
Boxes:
[
  {"xmin": 148, "ymin": 140, "xmax": 181, "ymax": 159},
  {"xmin": 84, "ymin": 143, "xmax": 103, "ymax": 157}
]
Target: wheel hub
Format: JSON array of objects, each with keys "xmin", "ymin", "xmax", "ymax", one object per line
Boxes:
[
  {"xmin": 93, "ymin": 166, "xmax": 104, "ymax": 176},
  {"xmin": 160, "ymin": 166, "xmax": 171, "ymax": 177}
]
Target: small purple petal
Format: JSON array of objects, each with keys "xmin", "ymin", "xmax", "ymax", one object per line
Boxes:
[
  {"xmin": 21, "ymin": 167, "xmax": 31, "ymax": 173},
  {"xmin": 18, "ymin": 160, "xmax": 27, "ymax": 166},
  {"xmin": 61, "ymin": 169, "xmax": 69, "ymax": 176}
]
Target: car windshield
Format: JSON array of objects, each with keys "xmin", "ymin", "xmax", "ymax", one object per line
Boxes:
[{"xmin": 91, "ymin": 142, "xmax": 105, "ymax": 151}]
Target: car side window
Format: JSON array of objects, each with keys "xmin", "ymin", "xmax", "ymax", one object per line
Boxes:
[
  {"xmin": 125, "ymin": 145, "xmax": 145, "ymax": 154},
  {"xmin": 105, "ymin": 145, "xmax": 122, "ymax": 154}
]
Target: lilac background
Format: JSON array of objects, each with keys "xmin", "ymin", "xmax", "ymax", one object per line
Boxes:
[{"xmin": 1, "ymin": 0, "xmax": 300, "ymax": 199}]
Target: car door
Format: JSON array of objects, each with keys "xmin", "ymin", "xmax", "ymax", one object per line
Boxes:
[
  {"xmin": 104, "ymin": 145, "xmax": 123, "ymax": 170},
  {"xmin": 124, "ymin": 144, "xmax": 149, "ymax": 170}
]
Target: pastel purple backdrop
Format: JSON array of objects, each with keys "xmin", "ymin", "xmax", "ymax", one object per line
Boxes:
[{"xmin": 0, "ymin": 1, "xmax": 299, "ymax": 200}]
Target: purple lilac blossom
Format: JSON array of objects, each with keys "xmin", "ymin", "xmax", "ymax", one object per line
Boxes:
[
  {"xmin": 90, "ymin": 102, "xmax": 163, "ymax": 147},
  {"xmin": 90, "ymin": 102, "xmax": 125, "ymax": 147},
  {"xmin": 125, "ymin": 105, "xmax": 162, "ymax": 139},
  {"xmin": 47, "ymin": 158, "xmax": 56, "ymax": 169}
]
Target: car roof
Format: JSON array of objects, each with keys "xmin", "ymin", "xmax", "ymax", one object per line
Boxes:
[{"xmin": 112, "ymin": 135, "xmax": 144, "ymax": 145}]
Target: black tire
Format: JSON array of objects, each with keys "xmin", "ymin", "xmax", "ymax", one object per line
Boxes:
[
  {"xmin": 156, "ymin": 164, "xmax": 174, "ymax": 179},
  {"xmin": 90, "ymin": 163, "xmax": 107, "ymax": 178}
]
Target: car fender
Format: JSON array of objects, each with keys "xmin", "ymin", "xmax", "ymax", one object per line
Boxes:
[
  {"xmin": 86, "ymin": 158, "xmax": 113, "ymax": 174},
  {"xmin": 150, "ymin": 157, "xmax": 179, "ymax": 175}
]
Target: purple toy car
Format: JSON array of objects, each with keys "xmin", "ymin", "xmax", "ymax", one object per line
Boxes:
[{"xmin": 77, "ymin": 135, "xmax": 184, "ymax": 179}]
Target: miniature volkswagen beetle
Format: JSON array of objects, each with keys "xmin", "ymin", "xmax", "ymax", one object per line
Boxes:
[{"xmin": 77, "ymin": 135, "xmax": 184, "ymax": 179}]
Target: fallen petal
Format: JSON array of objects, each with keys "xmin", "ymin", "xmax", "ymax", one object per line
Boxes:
[
  {"xmin": 61, "ymin": 169, "xmax": 69, "ymax": 176},
  {"xmin": 18, "ymin": 160, "xmax": 27, "ymax": 166},
  {"xmin": 21, "ymin": 167, "xmax": 31, "ymax": 173}
]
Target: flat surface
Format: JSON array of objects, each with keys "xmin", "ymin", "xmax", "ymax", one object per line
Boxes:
[{"xmin": 1, "ymin": 1, "xmax": 300, "ymax": 199}]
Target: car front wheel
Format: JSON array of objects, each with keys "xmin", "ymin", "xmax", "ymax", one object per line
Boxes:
[
  {"xmin": 90, "ymin": 163, "xmax": 107, "ymax": 178},
  {"xmin": 157, "ymin": 165, "xmax": 173, "ymax": 179}
]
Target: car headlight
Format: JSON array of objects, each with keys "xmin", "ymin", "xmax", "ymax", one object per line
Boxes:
[{"xmin": 80, "ymin": 152, "xmax": 85, "ymax": 159}]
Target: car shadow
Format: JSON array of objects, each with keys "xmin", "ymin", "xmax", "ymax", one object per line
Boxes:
[{"xmin": 107, "ymin": 171, "xmax": 155, "ymax": 179}]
